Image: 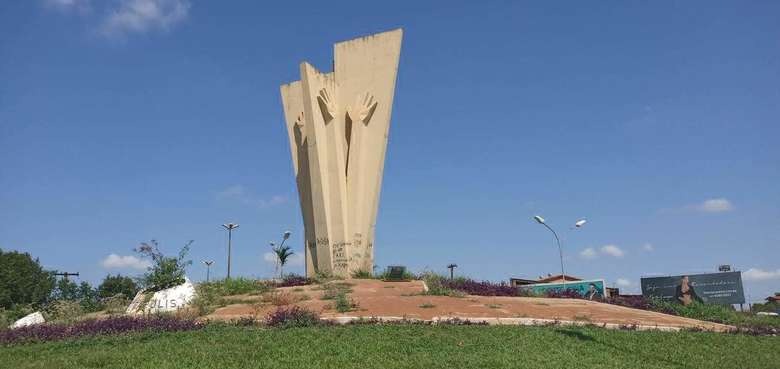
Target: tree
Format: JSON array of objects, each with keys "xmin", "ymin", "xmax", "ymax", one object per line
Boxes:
[
  {"xmin": 98, "ymin": 274, "xmax": 139, "ymax": 299},
  {"xmin": 134, "ymin": 240, "xmax": 193, "ymax": 291},
  {"xmin": 0, "ymin": 249, "xmax": 55, "ymax": 310},
  {"xmin": 51, "ymin": 278, "xmax": 79, "ymax": 301},
  {"xmin": 272, "ymin": 245, "xmax": 294, "ymax": 278},
  {"xmin": 50, "ymin": 278, "xmax": 101, "ymax": 312}
]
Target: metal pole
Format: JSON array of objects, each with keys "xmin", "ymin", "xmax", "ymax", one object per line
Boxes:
[
  {"xmin": 542, "ymin": 223, "xmax": 566, "ymax": 289},
  {"xmin": 206, "ymin": 265, "xmax": 211, "ymax": 282},
  {"xmin": 227, "ymin": 228, "xmax": 232, "ymax": 279}
]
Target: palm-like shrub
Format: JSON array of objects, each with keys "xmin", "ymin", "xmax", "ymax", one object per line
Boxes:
[{"xmin": 271, "ymin": 245, "xmax": 294, "ymax": 279}]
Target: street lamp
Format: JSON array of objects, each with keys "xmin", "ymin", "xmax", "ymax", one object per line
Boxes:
[
  {"xmin": 533, "ymin": 215, "xmax": 567, "ymax": 289},
  {"xmin": 533, "ymin": 216, "xmax": 588, "ymax": 290},
  {"xmin": 202, "ymin": 260, "xmax": 214, "ymax": 282},
  {"xmin": 222, "ymin": 223, "xmax": 239, "ymax": 279},
  {"xmin": 280, "ymin": 230, "xmax": 292, "ymax": 248}
]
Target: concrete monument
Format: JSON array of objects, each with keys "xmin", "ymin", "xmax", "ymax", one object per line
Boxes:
[{"xmin": 280, "ymin": 29, "xmax": 402, "ymax": 278}]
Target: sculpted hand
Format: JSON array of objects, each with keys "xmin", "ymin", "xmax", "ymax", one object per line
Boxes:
[
  {"xmin": 347, "ymin": 92, "xmax": 378, "ymax": 125},
  {"xmin": 316, "ymin": 88, "xmax": 336, "ymax": 122}
]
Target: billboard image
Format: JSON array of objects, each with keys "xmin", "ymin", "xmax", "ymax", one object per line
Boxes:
[
  {"xmin": 641, "ymin": 272, "xmax": 745, "ymax": 305},
  {"xmin": 521, "ymin": 279, "xmax": 608, "ymax": 300}
]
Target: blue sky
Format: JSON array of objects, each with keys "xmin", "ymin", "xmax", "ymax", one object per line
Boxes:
[{"xmin": 1, "ymin": 1, "xmax": 778, "ymax": 302}]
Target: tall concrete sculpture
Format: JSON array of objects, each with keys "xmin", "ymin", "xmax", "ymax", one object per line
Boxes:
[{"xmin": 280, "ymin": 29, "xmax": 402, "ymax": 278}]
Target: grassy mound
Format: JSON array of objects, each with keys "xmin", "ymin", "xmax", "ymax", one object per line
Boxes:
[{"xmin": 1, "ymin": 324, "xmax": 777, "ymax": 369}]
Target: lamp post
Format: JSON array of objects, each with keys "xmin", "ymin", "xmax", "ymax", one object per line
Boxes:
[
  {"xmin": 222, "ymin": 223, "xmax": 239, "ymax": 279},
  {"xmin": 202, "ymin": 260, "xmax": 214, "ymax": 282},
  {"xmin": 279, "ymin": 230, "xmax": 291, "ymax": 249},
  {"xmin": 534, "ymin": 215, "xmax": 566, "ymax": 289},
  {"xmin": 533, "ymin": 216, "xmax": 587, "ymax": 290}
]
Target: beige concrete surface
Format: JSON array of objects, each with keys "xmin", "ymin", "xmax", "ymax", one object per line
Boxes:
[{"xmin": 280, "ymin": 29, "xmax": 402, "ymax": 277}]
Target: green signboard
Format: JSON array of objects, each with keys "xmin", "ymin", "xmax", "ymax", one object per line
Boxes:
[
  {"xmin": 640, "ymin": 272, "xmax": 745, "ymax": 305},
  {"xmin": 385, "ymin": 266, "xmax": 407, "ymax": 281},
  {"xmin": 521, "ymin": 279, "xmax": 607, "ymax": 300}
]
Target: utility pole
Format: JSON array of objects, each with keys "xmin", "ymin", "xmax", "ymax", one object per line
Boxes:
[
  {"xmin": 447, "ymin": 263, "xmax": 458, "ymax": 280},
  {"xmin": 54, "ymin": 272, "xmax": 79, "ymax": 281},
  {"xmin": 222, "ymin": 223, "xmax": 239, "ymax": 279}
]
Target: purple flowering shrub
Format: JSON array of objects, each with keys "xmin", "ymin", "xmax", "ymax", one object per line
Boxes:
[
  {"xmin": 274, "ymin": 274, "xmax": 314, "ymax": 288},
  {"xmin": 0, "ymin": 315, "xmax": 202, "ymax": 346},
  {"xmin": 440, "ymin": 279, "xmax": 520, "ymax": 297},
  {"xmin": 265, "ymin": 306, "xmax": 321, "ymax": 328},
  {"xmin": 604, "ymin": 295, "xmax": 665, "ymax": 313}
]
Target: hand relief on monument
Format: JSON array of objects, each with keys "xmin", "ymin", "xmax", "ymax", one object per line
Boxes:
[
  {"xmin": 280, "ymin": 29, "xmax": 402, "ymax": 277},
  {"xmin": 348, "ymin": 92, "xmax": 378, "ymax": 125},
  {"xmin": 317, "ymin": 88, "xmax": 336, "ymax": 123}
]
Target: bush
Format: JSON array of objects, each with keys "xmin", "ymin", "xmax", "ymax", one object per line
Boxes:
[
  {"xmin": 0, "ymin": 315, "xmax": 202, "ymax": 345},
  {"xmin": 334, "ymin": 293, "xmax": 358, "ymax": 313},
  {"xmin": 50, "ymin": 280, "xmax": 102, "ymax": 313},
  {"xmin": 102, "ymin": 295, "xmax": 131, "ymax": 315},
  {"xmin": 320, "ymin": 282, "xmax": 353, "ymax": 300},
  {"xmin": 261, "ymin": 291, "xmax": 296, "ymax": 306},
  {"xmin": 98, "ymin": 275, "xmax": 138, "ymax": 299},
  {"xmin": 215, "ymin": 277, "xmax": 270, "ymax": 295},
  {"xmin": 0, "ymin": 249, "xmax": 55, "ymax": 311},
  {"xmin": 275, "ymin": 274, "xmax": 313, "ymax": 288},
  {"xmin": 191, "ymin": 283, "xmax": 224, "ymax": 316},
  {"xmin": 265, "ymin": 306, "xmax": 321, "ymax": 328},
  {"xmin": 135, "ymin": 240, "xmax": 193, "ymax": 291},
  {"xmin": 440, "ymin": 277, "xmax": 517, "ymax": 297},
  {"xmin": 420, "ymin": 273, "xmax": 466, "ymax": 297},
  {"xmin": 351, "ymin": 270, "xmax": 372, "ymax": 279},
  {"xmin": 0, "ymin": 304, "xmax": 35, "ymax": 327},
  {"xmin": 191, "ymin": 278, "xmax": 272, "ymax": 316},
  {"xmin": 45, "ymin": 300, "xmax": 84, "ymax": 323}
]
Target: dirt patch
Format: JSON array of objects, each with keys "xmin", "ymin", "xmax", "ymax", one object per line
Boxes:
[{"xmin": 203, "ymin": 279, "xmax": 729, "ymax": 331}]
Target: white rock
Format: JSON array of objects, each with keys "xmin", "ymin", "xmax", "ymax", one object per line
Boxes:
[
  {"xmin": 126, "ymin": 278, "xmax": 196, "ymax": 315},
  {"xmin": 10, "ymin": 311, "xmax": 45, "ymax": 329}
]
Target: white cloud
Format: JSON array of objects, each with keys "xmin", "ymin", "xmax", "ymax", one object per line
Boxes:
[
  {"xmin": 217, "ymin": 185, "xmax": 288, "ymax": 209},
  {"xmin": 696, "ymin": 198, "xmax": 734, "ymax": 213},
  {"xmin": 580, "ymin": 245, "xmax": 626, "ymax": 259},
  {"xmin": 579, "ymin": 247, "xmax": 597, "ymax": 260},
  {"xmin": 217, "ymin": 184, "xmax": 246, "ymax": 199},
  {"xmin": 600, "ymin": 244, "xmax": 625, "ymax": 258},
  {"xmin": 287, "ymin": 253, "xmax": 304, "ymax": 266},
  {"xmin": 44, "ymin": 0, "xmax": 91, "ymax": 12},
  {"xmin": 263, "ymin": 252, "xmax": 278, "ymax": 264},
  {"xmin": 642, "ymin": 243, "xmax": 654, "ymax": 252},
  {"xmin": 616, "ymin": 278, "xmax": 632, "ymax": 287},
  {"xmin": 100, "ymin": 254, "xmax": 151, "ymax": 270},
  {"xmin": 743, "ymin": 268, "xmax": 780, "ymax": 282},
  {"xmin": 100, "ymin": 0, "xmax": 190, "ymax": 37}
]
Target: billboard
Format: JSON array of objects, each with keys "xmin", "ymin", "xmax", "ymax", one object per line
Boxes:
[
  {"xmin": 641, "ymin": 272, "xmax": 745, "ymax": 305},
  {"xmin": 521, "ymin": 279, "xmax": 608, "ymax": 300}
]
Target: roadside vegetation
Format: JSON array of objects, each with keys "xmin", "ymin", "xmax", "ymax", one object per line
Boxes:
[{"xmin": 1, "ymin": 322, "xmax": 777, "ymax": 369}]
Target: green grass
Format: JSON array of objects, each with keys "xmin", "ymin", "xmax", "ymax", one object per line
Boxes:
[
  {"xmin": 1, "ymin": 325, "xmax": 777, "ymax": 369},
  {"xmin": 652, "ymin": 300, "xmax": 780, "ymax": 331}
]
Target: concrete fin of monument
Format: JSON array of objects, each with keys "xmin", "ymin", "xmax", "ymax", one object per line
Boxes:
[{"xmin": 280, "ymin": 29, "xmax": 403, "ymax": 278}]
